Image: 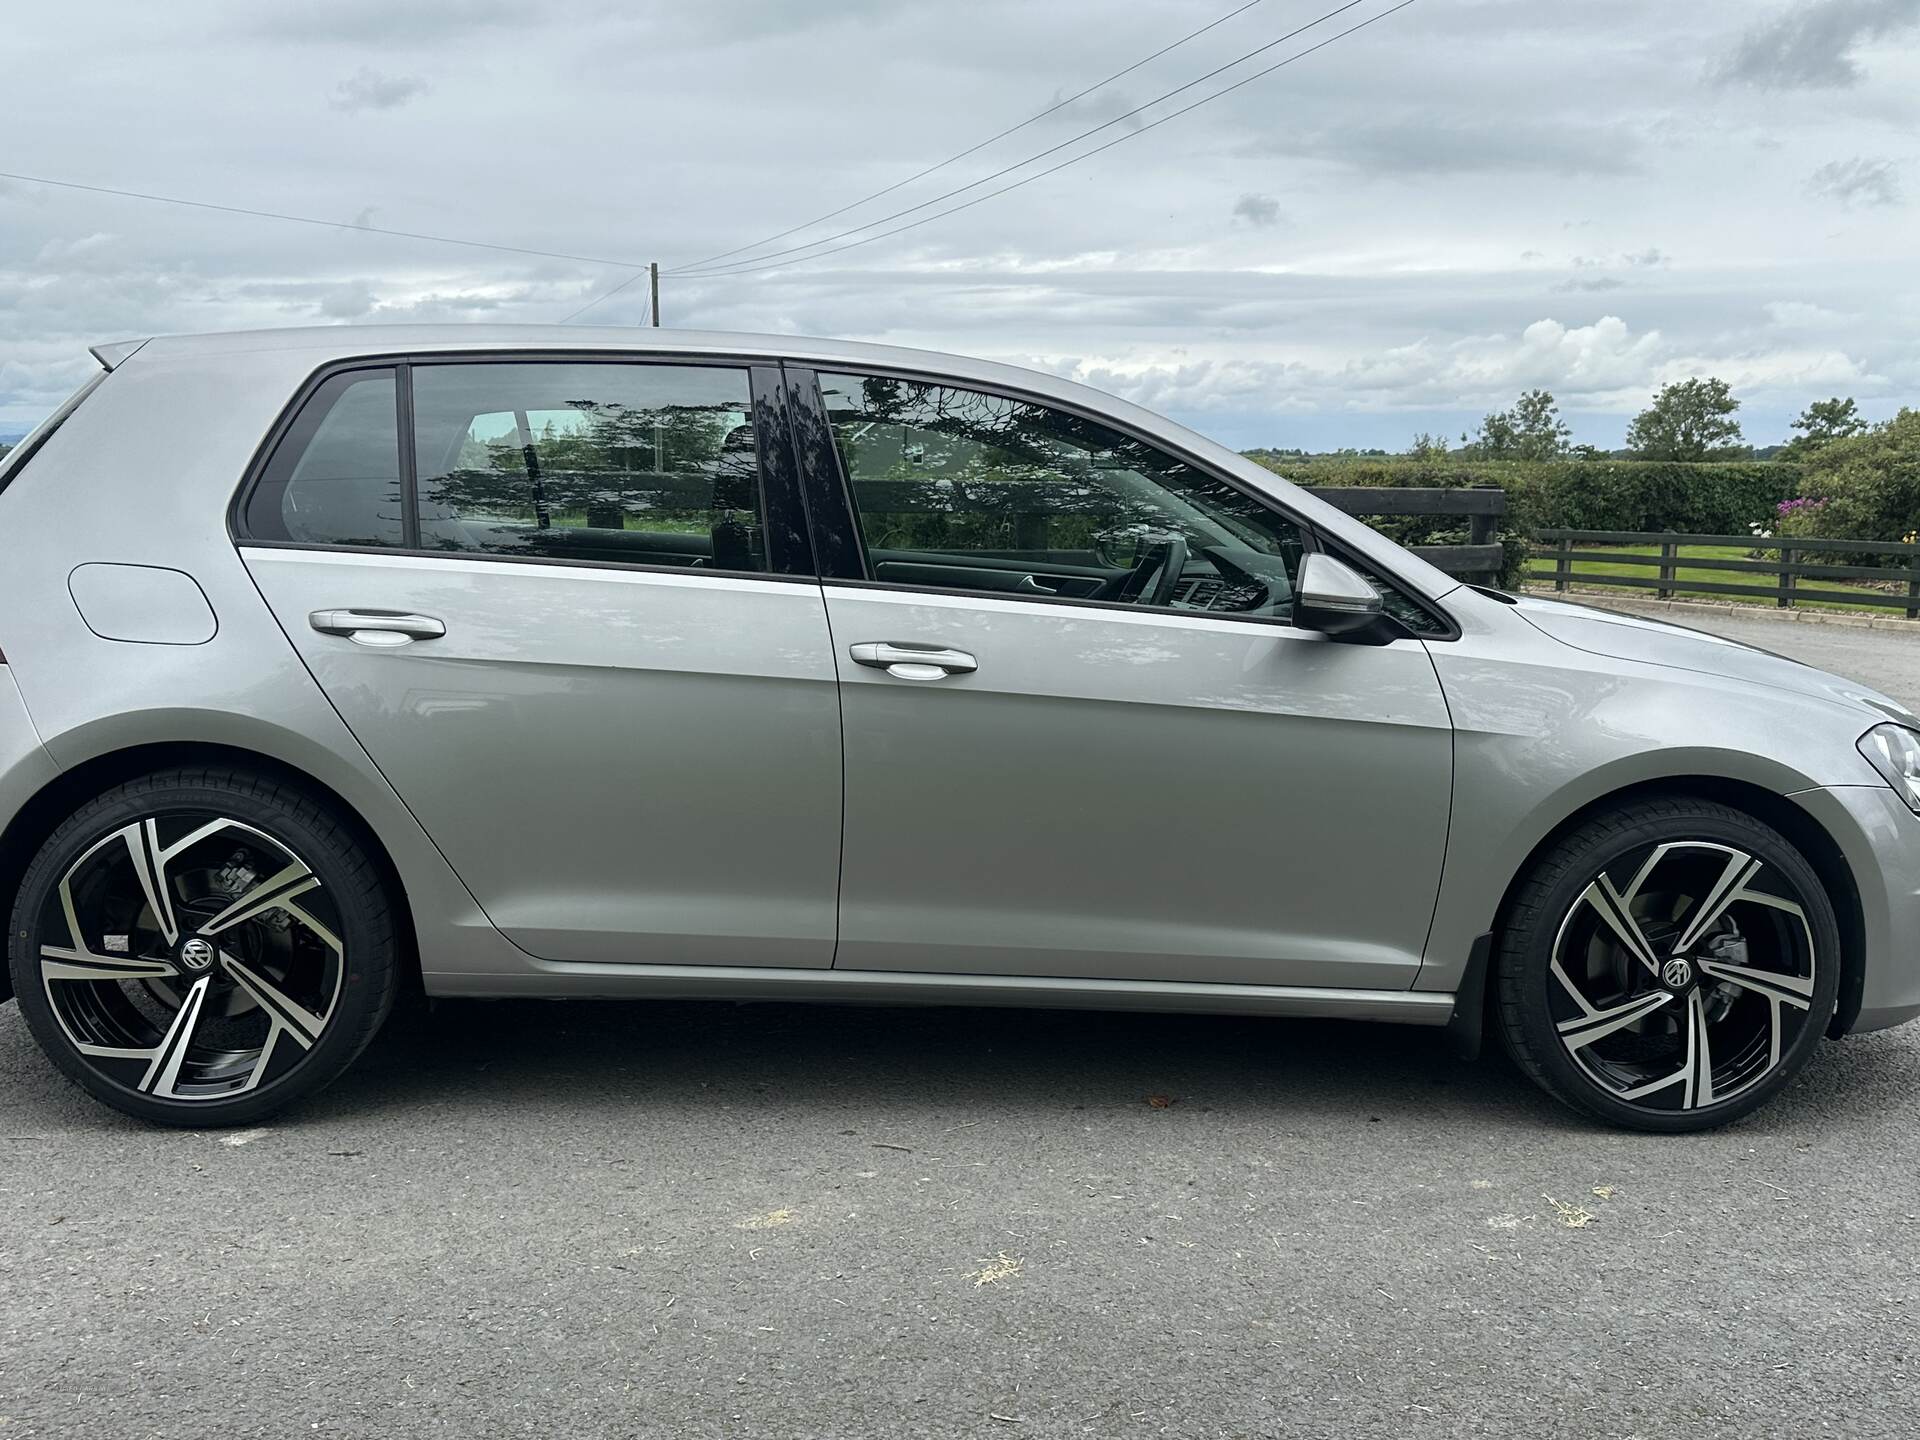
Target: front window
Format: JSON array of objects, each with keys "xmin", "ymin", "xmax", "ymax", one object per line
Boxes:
[{"xmin": 819, "ymin": 372, "xmax": 1304, "ymax": 619}]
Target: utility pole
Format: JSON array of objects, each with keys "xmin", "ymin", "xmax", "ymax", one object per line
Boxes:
[{"xmin": 649, "ymin": 262, "xmax": 660, "ymax": 327}]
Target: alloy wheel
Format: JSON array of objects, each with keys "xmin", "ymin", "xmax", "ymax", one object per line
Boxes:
[
  {"xmin": 1548, "ymin": 839, "xmax": 1819, "ymax": 1113},
  {"xmin": 35, "ymin": 812, "xmax": 344, "ymax": 1102}
]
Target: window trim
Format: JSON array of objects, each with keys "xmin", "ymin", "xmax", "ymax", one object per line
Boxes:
[
  {"xmin": 230, "ymin": 537, "xmax": 829, "ymax": 587},
  {"xmin": 792, "ymin": 362, "xmax": 1459, "ymax": 641},
  {"xmin": 394, "ymin": 360, "xmax": 421, "ymax": 550},
  {"xmin": 782, "ymin": 366, "xmax": 868, "ymax": 582},
  {"xmin": 228, "ymin": 350, "xmax": 818, "ymax": 583}
]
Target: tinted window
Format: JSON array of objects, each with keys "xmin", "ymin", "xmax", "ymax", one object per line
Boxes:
[
  {"xmin": 411, "ymin": 363, "xmax": 767, "ymax": 572},
  {"xmin": 245, "ymin": 369, "xmax": 403, "ymax": 547},
  {"xmin": 1344, "ymin": 553, "xmax": 1452, "ymax": 638},
  {"xmin": 820, "ymin": 372, "xmax": 1303, "ymax": 620}
]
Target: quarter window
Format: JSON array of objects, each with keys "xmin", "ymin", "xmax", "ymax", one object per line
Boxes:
[
  {"xmin": 411, "ymin": 363, "xmax": 768, "ymax": 572},
  {"xmin": 819, "ymin": 372, "xmax": 1304, "ymax": 619},
  {"xmin": 245, "ymin": 369, "xmax": 403, "ymax": 548}
]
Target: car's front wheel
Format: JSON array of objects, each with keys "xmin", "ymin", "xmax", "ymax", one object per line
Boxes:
[
  {"xmin": 7, "ymin": 767, "xmax": 397, "ymax": 1125},
  {"xmin": 1496, "ymin": 796, "xmax": 1840, "ymax": 1132}
]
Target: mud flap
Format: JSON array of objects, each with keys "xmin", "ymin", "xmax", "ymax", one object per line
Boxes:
[{"xmin": 1444, "ymin": 932, "xmax": 1494, "ymax": 1061}]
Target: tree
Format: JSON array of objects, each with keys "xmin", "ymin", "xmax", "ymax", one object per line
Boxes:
[
  {"xmin": 1626, "ymin": 377, "xmax": 1745, "ymax": 460},
  {"xmin": 1468, "ymin": 410, "xmax": 1519, "ymax": 459},
  {"xmin": 1406, "ymin": 431, "xmax": 1450, "ymax": 461},
  {"xmin": 1465, "ymin": 389, "xmax": 1571, "ymax": 460},
  {"xmin": 1783, "ymin": 396, "xmax": 1868, "ymax": 458},
  {"xmin": 1800, "ymin": 408, "xmax": 1920, "ymax": 542},
  {"xmin": 1509, "ymin": 388, "xmax": 1573, "ymax": 460}
]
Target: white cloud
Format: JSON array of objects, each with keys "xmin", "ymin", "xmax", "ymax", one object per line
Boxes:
[
  {"xmin": 1766, "ymin": 300, "xmax": 1854, "ymax": 330},
  {"xmin": 34, "ymin": 233, "xmax": 118, "ymax": 266},
  {"xmin": 0, "ymin": 0, "xmax": 1915, "ymax": 450},
  {"xmin": 1039, "ymin": 316, "xmax": 1674, "ymax": 416}
]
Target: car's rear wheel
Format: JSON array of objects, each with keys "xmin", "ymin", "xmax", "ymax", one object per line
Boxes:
[
  {"xmin": 1495, "ymin": 796, "xmax": 1840, "ymax": 1132},
  {"xmin": 6, "ymin": 767, "xmax": 397, "ymax": 1125}
]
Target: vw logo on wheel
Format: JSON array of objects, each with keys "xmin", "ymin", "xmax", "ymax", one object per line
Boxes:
[
  {"xmin": 179, "ymin": 938, "xmax": 216, "ymax": 973},
  {"xmin": 1661, "ymin": 957, "xmax": 1694, "ymax": 990}
]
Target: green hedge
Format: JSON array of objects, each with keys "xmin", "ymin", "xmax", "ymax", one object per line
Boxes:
[
  {"xmin": 1243, "ymin": 455, "xmax": 1804, "ymax": 586},
  {"xmin": 1519, "ymin": 461, "xmax": 1801, "ymax": 534}
]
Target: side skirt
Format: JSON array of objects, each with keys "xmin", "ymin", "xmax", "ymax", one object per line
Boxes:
[{"xmin": 422, "ymin": 963, "xmax": 1455, "ymax": 1025}]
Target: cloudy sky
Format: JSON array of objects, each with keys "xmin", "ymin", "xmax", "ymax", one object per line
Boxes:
[{"xmin": 3, "ymin": 0, "xmax": 1917, "ymax": 450}]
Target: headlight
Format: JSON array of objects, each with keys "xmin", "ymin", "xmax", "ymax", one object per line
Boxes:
[{"xmin": 1858, "ymin": 723, "xmax": 1920, "ymax": 814}]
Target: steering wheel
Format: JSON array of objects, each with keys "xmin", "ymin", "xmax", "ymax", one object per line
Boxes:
[{"xmin": 1115, "ymin": 533, "xmax": 1189, "ymax": 607}]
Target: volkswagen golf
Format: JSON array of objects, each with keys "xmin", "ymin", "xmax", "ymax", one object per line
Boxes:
[{"xmin": 3, "ymin": 326, "xmax": 1918, "ymax": 1131}]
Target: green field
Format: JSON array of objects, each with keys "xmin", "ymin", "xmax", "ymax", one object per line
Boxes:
[{"xmin": 1524, "ymin": 543, "xmax": 1912, "ymax": 616}]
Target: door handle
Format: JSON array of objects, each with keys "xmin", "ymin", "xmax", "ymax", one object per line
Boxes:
[
  {"xmin": 308, "ymin": 609, "xmax": 447, "ymax": 647},
  {"xmin": 849, "ymin": 642, "xmax": 978, "ymax": 680}
]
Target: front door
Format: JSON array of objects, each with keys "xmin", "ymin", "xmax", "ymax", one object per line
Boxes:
[
  {"xmin": 800, "ymin": 368, "xmax": 1453, "ymax": 991},
  {"xmin": 239, "ymin": 358, "xmax": 842, "ymax": 968}
]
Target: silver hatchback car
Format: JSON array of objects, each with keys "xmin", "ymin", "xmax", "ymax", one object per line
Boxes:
[{"xmin": 3, "ymin": 327, "xmax": 1918, "ymax": 1131}]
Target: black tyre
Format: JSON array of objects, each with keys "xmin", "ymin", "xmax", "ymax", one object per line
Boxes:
[
  {"xmin": 1496, "ymin": 796, "xmax": 1840, "ymax": 1133},
  {"xmin": 6, "ymin": 767, "xmax": 398, "ymax": 1125}
]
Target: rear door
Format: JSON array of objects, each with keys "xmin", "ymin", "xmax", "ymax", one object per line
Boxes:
[
  {"xmin": 238, "ymin": 357, "xmax": 842, "ymax": 968},
  {"xmin": 791, "ymin": 366, "xmax": 1454, "ymax": 991}
]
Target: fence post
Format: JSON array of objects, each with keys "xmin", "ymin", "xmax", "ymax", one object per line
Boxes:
[
  {"xmin": 1778, "ymin": 545, "xmax": 1795, "ymax": 610},
  {"xmin": 1555, "ymin": 536, "xmax": 1570, "ymax": 592},
  {"xmin": 1658, "ymin": 540, "xmax": 1677, "ymax": 600},
  {"xmin": 1907, "ymin": 552, "xmax": 1920, "ymax": 621}
]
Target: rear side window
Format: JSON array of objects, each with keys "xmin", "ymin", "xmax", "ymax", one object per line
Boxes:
[
  {"xmin": 410, "ymin": 362, "xmax": 768, "ymax": 572},
  {"xmin": 245, "ymin": 369, "xmax": 403, "ymax": 547}
]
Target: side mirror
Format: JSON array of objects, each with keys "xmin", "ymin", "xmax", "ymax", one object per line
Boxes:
[{"xmin": 1294, "ymin": 553, "xmax": 1386, "ymax": 639}]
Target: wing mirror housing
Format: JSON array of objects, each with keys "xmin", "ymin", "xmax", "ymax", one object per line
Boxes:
[{"xmin": 1294, "ymin": 553, "xmax": 1390, "ymax": 640}]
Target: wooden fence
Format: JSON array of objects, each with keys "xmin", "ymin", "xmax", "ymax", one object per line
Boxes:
[
  {"xmin": 1305, "ymin": 486, "xmax": 1506, "ymax": 584},
  {"xmin": 1535, "ymin": 529, "xmax": 1920, "ymax": 616}
]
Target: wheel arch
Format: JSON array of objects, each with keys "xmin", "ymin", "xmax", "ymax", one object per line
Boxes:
[
  {"xmin": 0, "ymin": 740, "xmax": 421, "ymax": 1007},
  {"xmin": 1483, "ymin": 775, "xmax": 1865, "ymax": 1040}
]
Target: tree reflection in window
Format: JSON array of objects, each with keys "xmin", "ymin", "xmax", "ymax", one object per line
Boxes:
[
  {"xmin": 412, "ymin": 363, "xmax": 765, "ymax": 572},
  {"xmin": 821, "ymin": 372, "xmax": 1304, "ymax": 617}
]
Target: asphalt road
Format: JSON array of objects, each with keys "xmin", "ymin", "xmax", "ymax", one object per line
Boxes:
[{"xmin": 3, "ymin": 606, "xmax": 1918, "ymax": 1439}]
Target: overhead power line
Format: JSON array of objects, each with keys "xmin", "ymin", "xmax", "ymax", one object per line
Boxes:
[
  {"xmin": 665, "ymin": 0, "xmax": 1371, "ymax": 280},
  {"xmin": 666, "ymin": 0, "xmax": 1274, "ymax": 276},
  {"xmin": 560, "ymin": 264, "xmax": 654, "ymax": 324},
  {"xmin": 559, "ymin": 260, "xmax": 662, "ymax": 326},
  {"xmin": 666, "ymin": 0, "xmax": 1418, "ymax": 283},
  {"xmin": 0, "ymin": 169, "xmax": 654, "ymax": 274}
]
